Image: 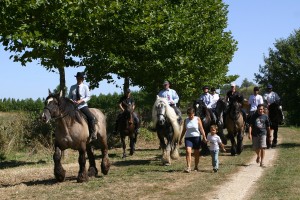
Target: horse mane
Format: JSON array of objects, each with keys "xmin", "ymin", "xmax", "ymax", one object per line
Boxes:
[
  {"xmin": 152, "ymin": 97, "xmax": 181, "ymax": 141},
  {"xmin": 52, "ymin": 96, "xmax": 83, "ymax": 125}
]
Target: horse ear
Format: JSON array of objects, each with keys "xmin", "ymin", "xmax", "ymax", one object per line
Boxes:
[
  {"xmin": 48, "ymin": 89, "xmax": 52, "ymax": 95},
  {"xmin": 156, "ymin": 95, "xmax": 159, "ymax": 99},
  {"xmin": 59, "ymin": 90, "xmax": 63, "ymax": 97}
]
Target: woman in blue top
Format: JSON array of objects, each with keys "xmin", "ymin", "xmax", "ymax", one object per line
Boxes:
[{"xmin": 179, "ymin": 107, "xmax": 207, "ymax": 173}]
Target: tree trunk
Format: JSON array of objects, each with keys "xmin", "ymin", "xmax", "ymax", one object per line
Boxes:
[{"xmin": 123, "ymin": 77, "xmax": 130, "ymax": 93}]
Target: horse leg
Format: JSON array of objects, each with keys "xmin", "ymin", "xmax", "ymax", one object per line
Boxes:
[
  {"xmin": 77, "ymin": 149, "xmax": 88, "ymax": 183},
  {"xmin": 228, "ymin": 133, "xmax": 237, "ymax": 156},
  {"xmin": 121, "ymin": 134, "xmax": 127, "ymax": 159},
  {"xmin": 99, "ymin": 134, "xmax": 110, "ymax": 175},
  {"xmin": 217, "ymin": 127, "xmax": 227, "ymax": 145},
  {"xmin": 129, "ymin": 135, "xmax": 135, "ymax": 156},
  {"xmin": 170, "ymin": 143, "xmax": 179, "ymax": 160},
  {"xmin": 272, "ymin": 126, "xmax": 278, "ymax": 147},
  {"xmin": 236, "ymin": 131, "xmax": 244, "ymax": 154},
  {"xmin": 53, "ymin": 146, "xmax": 66, "ymax": 182},
  {"xmin": 157, "ymin": 131, "xmax": 168, "ymax": 165},
  {"xmin": 164, "ymin": 143, "xmax": 171, "ymax": 165},
  {"xmin": 87, "ymin": 144, "xmax": 98, "ymax": 177}
]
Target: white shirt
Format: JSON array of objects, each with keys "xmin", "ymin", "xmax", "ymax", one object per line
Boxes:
[
  {"xmin": 184, "ymin": 116, "xmax": 200, "ymax": 138},
  {"xmin": 248, "ymin": 94, "xmax": 264, "ymax": 111},
  {"xmin": 207, "ymin": 133, "xmax": 222, "ymax": 151},
  {"xmin": 211, "ymin": 93, "xmax": 220, "ymax": 109},
  {"xmin": 263, "ymin": 91, "xmax": 280, "ymax": 105},
  {"xmin": 68, "ymin": 83, "xmax": 91, "ymax": 109}
]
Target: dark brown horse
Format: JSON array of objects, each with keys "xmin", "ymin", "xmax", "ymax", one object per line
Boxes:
[
  {"xmin": 41, "ymin": 90, "xmax": 110, "ymax": 182},
  {"xmin": 117, "ymin": 104, "xmax": 138, "ymax": 158},
  {"xmin": 266, "ymin": 101, "xmax": 283, "ymax": 148},
  {"xmin": 225, "ymin": 101, "xmax": 245, "ymax": 156}
]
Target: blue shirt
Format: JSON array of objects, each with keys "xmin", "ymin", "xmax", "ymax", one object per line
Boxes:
[
  {"xmin": 199, "ymin": 93, "xmax": 214, "ymax": 108},
  {"xmin": 158, "ymin": 88, "xmax": 179, "ymax": 106},
  {"xmin": 68, "ymin": 83, "xmax": 91, "ymax": 109}
]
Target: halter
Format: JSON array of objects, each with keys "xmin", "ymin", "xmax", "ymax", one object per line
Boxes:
[{"xmin": 44, "ymin": 97, "xmax": 77, "ymax": 121}]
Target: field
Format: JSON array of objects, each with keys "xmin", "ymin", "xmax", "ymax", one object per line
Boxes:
[{"xmin": 1, "ymin": 120, "xmax": 300, "ymax": 199}]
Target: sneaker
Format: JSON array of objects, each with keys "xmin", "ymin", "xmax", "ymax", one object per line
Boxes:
[
  {"xmin": 184, "ymin": 168, "xmax": 191, "ymax": 173},
  {"xmin": 194, "ymin": 167, "xmax": 199, "ymax": 172}
]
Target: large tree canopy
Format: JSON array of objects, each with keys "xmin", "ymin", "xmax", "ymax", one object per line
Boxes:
[
  {"xmin": 1, "ymin": 0, "xmax": 238, "ymax": 101},
  {"xmin": 255, "ymin": 29, "xmax": 300, "ymax": 125}
]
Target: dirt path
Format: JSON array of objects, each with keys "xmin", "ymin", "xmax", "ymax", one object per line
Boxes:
[{"xmin": 204, "ymin": 145, "xmax": 278, "ymax": 200}]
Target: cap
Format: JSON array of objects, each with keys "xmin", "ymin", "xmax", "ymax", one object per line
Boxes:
[
  {"xmin": 254, "ymin": 86, "xmax": 259, "ymax": 91},
  {"xmin": 163, "ymin": 80, "xmax": 169, "ymax": 85},
  {"xmin": 211, "ymin": 87, "xmax": 216, "ymax": 91},
  {"xmin": 202, "ymin": 86, "xmax": 209, "ymax": 90},
  {"xmin": 267, "ymin": 84, "xmax": 273, "ymax": 89},
  {"xmin": 230, "ymin": 82, "xmax": 236, "ymax": 87}
]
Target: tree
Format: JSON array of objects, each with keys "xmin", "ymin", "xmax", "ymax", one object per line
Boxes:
[
  {"xmin": 81, "ymin": 0, "xmax": 238, "ymax": 100},
  {"xmin": 1, "ymin": 0, "xmax": 238, "ymax": 102},
  {"xmin": 255, "ymin": 29, "xmax": 300, "ymax": 125},
  {"xmin": 0, "ymin": 0, "xmax": 91, "ymax": 96}
]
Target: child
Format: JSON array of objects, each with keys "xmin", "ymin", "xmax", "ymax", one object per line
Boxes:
[{"xmin": 207, "ymin": 125, "xmax": 226, "ymax": 172}]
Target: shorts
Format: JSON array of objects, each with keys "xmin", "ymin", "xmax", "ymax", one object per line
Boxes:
[
  {"xmin": 185, "ymin": 136, "xmax": 201, "ymax": 149},
  {"xmin": 252, "ymin": 135, "xmax": 267, "ymax": 150}
]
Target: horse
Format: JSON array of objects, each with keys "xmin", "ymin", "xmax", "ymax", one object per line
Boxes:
[
  {"xmin": 266, "ymin": 101, "xmax": 283, "ymax": 148},
  {"xmin": 41, "ymin": 90, "xmax": 110, "ymax": 182},
  {"xmin": 193, "ymin": 99, "xmax": 211, "ymax": 155},
  {"xmin": 117, "ymin": 103, "xmax": 138, "ymax": 158},
  {"xmin": 225, "ymin": 100, "xmax": 245, "ymax": 156},
  {"xmin": 214, "ymin": 98, "xmax": 228, "ymax": 145},
  {"xmin": 193, "ymin": 99, "xmax": 227, "ymax": 155},
  {"xmin": 152, "ymin": 96, "xmax": 181, "ymax": 165}
]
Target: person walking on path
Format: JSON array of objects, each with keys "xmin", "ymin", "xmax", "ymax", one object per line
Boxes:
[
  {"xmin": 207, "ymin": 125, "xmax": 226, "ymax": 172},
  {"xmin": 179, "ymin": 107, "xmax": 207, "ymax": 173},
  {"xmin": 248, "ymin": 104, "xmax": 271, "ymax": 167}
]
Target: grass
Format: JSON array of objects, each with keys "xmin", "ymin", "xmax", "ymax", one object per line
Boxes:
[{"xmin": 0, "ymin": 126, "xmax": 299, "ymax": 200}]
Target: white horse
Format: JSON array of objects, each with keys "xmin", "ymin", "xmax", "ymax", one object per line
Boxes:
[{"xmin": 152, "ymin": 96, "xmax": 182, "ymax": 165}]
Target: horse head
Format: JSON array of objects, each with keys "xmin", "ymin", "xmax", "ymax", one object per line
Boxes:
[
  {"xmin": 229, "ymin": 101, "xmax": 241, "ymax": 121},
  {"xmin": 122, "ymin": 103, "xmax": 134, "ymax": 126},
  {"xmin": 193, "ymin": 99, "xmax": 207, "ymax": 118},
  {"xmin": 156, "ymin": 100, "xmax": 167, "ymax": 126},
  {"xmin": 41, "ymin": 90, "xmax": 76, "ymax": 123}
]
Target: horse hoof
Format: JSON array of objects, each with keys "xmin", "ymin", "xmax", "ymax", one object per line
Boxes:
[
  {"xmin": 88, "ymin": 167, "xmax": 98, "ymax": 177},
  {"xmin": 101, "ymin": 159, "xmax": 110, "ymax": 175}
]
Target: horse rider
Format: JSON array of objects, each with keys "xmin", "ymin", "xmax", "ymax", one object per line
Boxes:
[
  {"xmin": 263, "ymin": 84, "xmax": 284, "ymax": 123},
  {"xmin": 247, "ymin": 87, "xmax": 264, "ymax": 129},
  {"xmin": 199, "ymin": 86, "xmax": 217, "ymax": 124},
  {"xmin": 158, "ymin": 80, "xmax": 182, "ymax": 124},
  {"xmin": 225, "ymin": 82, "xmax": 247, "ymax": 123},
  {"xmin": 69, "ymin": 72, "xmax": 97, "ymax": 141},
  {"xmin": 113, "ymin": 88, "xmax": 140, "ymax": 134}
]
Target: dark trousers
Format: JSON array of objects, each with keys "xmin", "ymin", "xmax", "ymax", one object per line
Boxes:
[{"xmin": 80, "ymin": 106, "xmax": 95, "ymax": 133}]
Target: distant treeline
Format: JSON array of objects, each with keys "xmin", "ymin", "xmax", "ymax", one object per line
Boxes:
[{"xmin": 0, "ymin": 91, "xmax": 154, "ymax": 114}]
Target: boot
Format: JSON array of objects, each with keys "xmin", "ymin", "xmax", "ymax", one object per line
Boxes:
[{"xmin": 89, "ymin": 119, "xmax": 97, "ymax": 141}]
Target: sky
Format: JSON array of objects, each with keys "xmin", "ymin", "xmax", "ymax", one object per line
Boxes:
[{"xmin": 1, "ymin": 0, "xmax": 300, "ymax": 100}]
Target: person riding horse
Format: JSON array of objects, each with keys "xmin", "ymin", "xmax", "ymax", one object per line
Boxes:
[
  {"xmin": 68, "ymin": 72, "xmax": 97, "ymax": 141},
  {"xmin": 198, "ymin": 86, "xmax": 217, "ymax": 124},
  {"xmin": 225, "ymin": 82, "xmax": 247, "ymax": 124},
  {"xmin": 247, "ymin": 86, "xmax": 264, "ymax": 130},
  {"xmin": 158, "ymin": 80, "xmax": 182, "ymax": 124},
  {"xmin": 263, "ymin": 84, "xmax": 284, "ymax": 123},
  {"xmin": 113, "ymin": 88, "xmax": 140, "ymax": 135}
]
